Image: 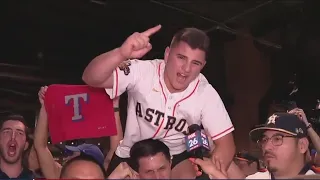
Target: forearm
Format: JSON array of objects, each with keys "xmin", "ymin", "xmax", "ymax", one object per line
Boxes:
[
  {"xmin": 212, "ymin": 133, "xmax": 236, "ymax": 170},
  {"xmin": 108, "ymin": 136, "xmax": 123, "ymax": 161},
  {"xmin": 107, "ymin": 108, "xmax": 123, "ymax": 156},
  {"xmin": 34, "ymin": 106, "xmax": 61, "ymax": 179},
  {"xmin": 34, "ymin": 106, "xmax": 49, "ymax": 149},
  {"xmin": 308, "ymin": 127, "xmax": 320, "ymax": 153},
  {"xmin": 226, "ymin": 161, "xmax": 246, "ymax": 179},
  {"xmin": 212, "ymin": 147, "xmax": 235, "ymax": 169},
  {"xmin": 82, "ymin": 48, "xmax": 127, "ymax": 87},
  {"xmin": 106, "ymin": 146, "xmax": 117, "ymax": 162},
  {"xmin": 112, "ymin": 111, "xmax": 123, "ymax": 145}
]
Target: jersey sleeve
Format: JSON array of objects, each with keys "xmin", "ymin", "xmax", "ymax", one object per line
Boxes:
[
  {"xmin": 201, "ymin": 85, "xmax": 234, "ymax": 140},
  {"xmin": 105, "ymin": 59, "xmax": 146, "ymax": 99}
]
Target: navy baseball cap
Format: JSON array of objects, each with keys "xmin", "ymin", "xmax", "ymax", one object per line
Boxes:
[
  {"xmin": 65, "ymin": 143, "xmax": 104, "ymax": 166},
  {"xmin": 249, "ymin": 113, "xmax": 308, "ymax": 142}
]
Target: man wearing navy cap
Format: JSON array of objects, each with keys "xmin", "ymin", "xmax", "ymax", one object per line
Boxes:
[{"xmin": 247, "ymin": 113, "xmax": 315, "ymax": 179}]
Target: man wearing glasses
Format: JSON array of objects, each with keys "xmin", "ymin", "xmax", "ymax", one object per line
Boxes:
[{"xmin": 248, "ymin": 113, "xmax": 316, "ymax": 179}]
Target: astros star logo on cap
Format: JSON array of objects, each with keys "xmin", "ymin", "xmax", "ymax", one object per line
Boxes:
[{"xmin": 267, "ymin": 114, "xmax": 278, "ymax": 124}]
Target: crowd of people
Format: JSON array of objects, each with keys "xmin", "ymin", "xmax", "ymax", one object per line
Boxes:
[{"xmin": 0, "ymin": 25, "xmax": 320, "ymax": 179}]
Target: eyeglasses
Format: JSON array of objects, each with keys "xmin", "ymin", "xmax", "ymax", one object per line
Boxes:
[{"xmin": 257, "ymin": 134, "xmax": 296, "ymax": 148}]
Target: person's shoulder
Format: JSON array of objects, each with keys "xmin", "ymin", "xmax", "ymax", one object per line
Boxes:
[
  {"xmin": 128, "ymin": 58, "xmax": 163, "ymax": 65},
  {"xmin": 196, "ymin": 74, "xmax": 220, "ymax": 98},
  {"xmin": 125, "ymin": 59, "xmax": 163, "ymax": 70},
  {"xmin": 246, "ymin": 171, "xmax": 270, "ymax": 179}
]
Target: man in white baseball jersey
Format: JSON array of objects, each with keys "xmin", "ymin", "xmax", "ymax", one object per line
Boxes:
[{"xmin": 82, "ymin": 25, "xmax": 235, "ymax": 178}]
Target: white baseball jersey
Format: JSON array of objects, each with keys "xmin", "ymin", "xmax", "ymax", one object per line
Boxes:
[{"xmin": 105, "ymin": 59, "xmax": 234, "ymax": 158}]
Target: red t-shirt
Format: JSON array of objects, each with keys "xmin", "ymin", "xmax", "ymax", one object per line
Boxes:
[{"xmin": 45, "ymin": 84, "xmax": 117, "ymax": 144}]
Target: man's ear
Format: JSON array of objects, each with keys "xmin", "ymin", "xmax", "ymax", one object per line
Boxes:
[
  {"xmin": 24, "ymin": 141, "xmax": 29, "ymax": 151},
  {"xmin": 164, "ymin": 47, "xmax": 170, "ymax": 63},
  {"xmin": 298, "ymin": 138, "xmax": 309, "ymax": 154}
]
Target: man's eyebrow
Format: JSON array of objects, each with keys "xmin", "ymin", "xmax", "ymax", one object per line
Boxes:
[
  {"xmin": 16, "ymin": 129, "xmax": 25, "ymax": 133},
  {"xmin": 176, "ymin": 53, "xmax": 187, "ymax": 58},
  {"xmin": 1, "ymin": 128, "xmax": 12, "ymax": 131},
  {"xmin": 176, "ymin": 53, "xmax": 204, "ymax": 65}
]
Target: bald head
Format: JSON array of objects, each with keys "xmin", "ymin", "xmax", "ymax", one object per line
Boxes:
[{"xmin": 60, "ymin": 154, "xmax": 106, "ymax": 179}]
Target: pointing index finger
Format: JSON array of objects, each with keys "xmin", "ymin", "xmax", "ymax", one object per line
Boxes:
[{"xmin": 141, "ymin": 25, "xmax": 162, "ymax": 37}]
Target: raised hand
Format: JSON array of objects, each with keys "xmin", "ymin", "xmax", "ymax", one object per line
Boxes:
[
  {"xmin": 189, "ymin": 157, "xmax": 228, "ymax": 179},
  {"xmin": 107, "ymin": 162, "xmax": 139, "ymax": 179},
  {"xmin": 288, "ymin": 108, "xmax": 309, "ymax": 125},
  {"xmin": 119, "ymin": 25, "xmax": 161, "ymax": 59},
  {"xmin": 38, "ymin": 86, "xmax": 48, "ymax": 106}
]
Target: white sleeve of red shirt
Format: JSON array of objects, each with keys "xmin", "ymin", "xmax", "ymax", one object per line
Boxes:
[{"xmin": 200, "ymin": 84, "xmax": 234, "ymax": 140}]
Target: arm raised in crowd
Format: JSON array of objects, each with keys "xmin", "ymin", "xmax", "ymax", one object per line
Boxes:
[
  {"xmin": 104, "ymin": 96, "xmax": 124, "ymax": 170},
  {"xmin": 289, "ymin": 108, "xmax": 320, "ymax": 153},
  {"xmin": 82, "ymin": 25, "xmax": 161, "ymax": 88},
  {"xmin": 34, "ymin": 86, "xmax": 62, "ymax": 179}
]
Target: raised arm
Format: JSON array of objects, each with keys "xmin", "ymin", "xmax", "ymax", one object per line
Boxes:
[
  {"xmin": 82, "ymin": 25, "xmax": 161, "ymax": 88},
  {"xmin": 289, "ymin": 108, "xmax": 320, "ymax": 153},
  {"xmin": 104, "ymin": 96, "xmax": 124, "ymax": 170},
  {"xmin": 82, "ymin": 48, "xmax": 127, "ymax": 88},
  {"xmin": 34, "ymin": 86, "xmax": 62, "ymax": 179}
]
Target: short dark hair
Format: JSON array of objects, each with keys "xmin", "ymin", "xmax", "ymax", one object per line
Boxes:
[
  {"xmin": 60, "ymin": 153, "xmax": 107, "ymax": 178},
  {"xmin": 0, "ymin": 113, "xmax": 30, "ymax": 141},
  {"xmin": 129, "ymin": 139, "xmax": 171, "ymax": 171},
  {"xmin": 171, "ymin": 27, "xmax": 210, "ymax": 56}
]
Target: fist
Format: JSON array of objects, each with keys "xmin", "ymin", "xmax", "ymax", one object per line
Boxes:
[
  {"xmin": 119, "ymin": 25, "xmax": 161, "ymax": 59},
  {"xmin": 108, "ymin": 162, "xmax": 139, "ymax": 179}
]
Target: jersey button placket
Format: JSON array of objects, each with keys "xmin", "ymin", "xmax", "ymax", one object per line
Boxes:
[
  {"xmin": 165, "ymin": 97, "xmax": 174, "ymax": 126},
  {"xmin": 163, "ymin": 95, "xmax": 178, "ymax": 138},
  {"xmin": 166, "ymin": 96, "xmax": 174, "ymax": 113}
]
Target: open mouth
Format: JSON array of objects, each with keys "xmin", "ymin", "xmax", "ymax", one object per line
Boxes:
[
  {"xmin": 7, "ymin": 143, "xmax": 17, "ymax": 157},
  {"xmin": 177, "ymin": 73, "xmax": 187, "ymax": 83}
]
